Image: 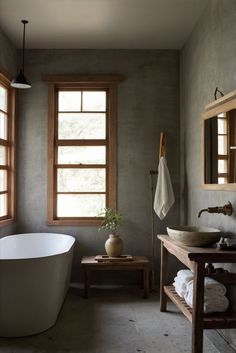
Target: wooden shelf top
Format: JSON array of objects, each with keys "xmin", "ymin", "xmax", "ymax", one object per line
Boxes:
[
  {"xmin": 81, "ymin": 255, "xmax": 150, "ymax": 267},
  {"xmin": 158, "ymin": 235, "xmax": 236, "ymax": 263}
]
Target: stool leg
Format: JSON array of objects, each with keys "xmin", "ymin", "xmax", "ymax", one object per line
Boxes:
[
  {"xmin": 84, "ymin": 268, "xmax": 91, "ymax": 298},
  {"xmin": 143, "ymin": 267, "xmax": 150, "ymax": 298}
]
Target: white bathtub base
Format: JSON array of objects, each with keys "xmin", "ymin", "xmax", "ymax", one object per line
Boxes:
[{"xmin": 0, "ymin": 233, "xmax": 75, "ymax": 337}]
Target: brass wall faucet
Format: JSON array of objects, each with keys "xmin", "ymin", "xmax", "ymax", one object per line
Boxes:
[{"xmin": 198, "ymin": 201, "xmax": 233, "ymax": 218}]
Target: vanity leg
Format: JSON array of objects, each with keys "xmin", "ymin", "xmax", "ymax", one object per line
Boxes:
[
  {"xmin": 192, "ymin": 261, "xmax": 205, "ymax": 353},
  {"xmin": 160, "ymin": 241, "xmax": 168, "ymax": 312}
]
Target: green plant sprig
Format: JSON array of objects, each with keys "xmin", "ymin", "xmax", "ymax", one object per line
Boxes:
[{"xmin": 98, "ymin": 207, "xmax": 123, "ymax": 234}]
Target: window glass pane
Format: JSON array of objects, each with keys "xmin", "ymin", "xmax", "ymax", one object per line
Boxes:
[
  {"xmin": 217, "ymin": 113, "xmax": 226, "ymax": 118},
  {"xmin": 58, "ymin": 146, "xmax": 106, "ymax": 164},
  {"xmin": 218, "ymin": 118, "xmax": 227, "ymax": 134},
  {"xmin": 0, "ymin": 146, "xmax": 6, "ymax": 165},
  {"xmin": 218, "ymin": 136, "xmax": 227, "ymax": 155},
  {"xmin": 57, "ymin": 194, "xmax": 105, "ymax": 217},
  {"xmin": 58, "ymin": 113, "xmax": 106, "ymax": 139},
  {"xmin": 58, "ymin": 168, "xmax": 106, "ymax": 192},
  {"xmin": 218, "ymin": 177, "xmax": 227, "ymax": 184},
  {"xmin": 0, "ymin": 85, "xmax": 7, "ymax": 112},
  {"xmin": 0, "ymin": 170, "xmax": 7, "ymax": 191},
  {"xmin": 218, "ymin": 160, "xmax": 228, "ymax": 173},
  {"xmin": 82, "ymin": 91, "xmax": 106, "ymax": 111},
  {"xmin": 0, "ymin": 112, "xmax": 7, "ymax": 140},
  {"xmin": 0, "ymin": 193, "xmax": 7, "ymax": 217},
  {"xmin": 58, "ymin": 91, "xmax": 81, "ymax": 112}
]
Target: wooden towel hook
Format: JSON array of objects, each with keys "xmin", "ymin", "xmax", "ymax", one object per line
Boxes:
[{"xmin": 159, "ymin": 132, "xmax": 166, "ymax": 159}]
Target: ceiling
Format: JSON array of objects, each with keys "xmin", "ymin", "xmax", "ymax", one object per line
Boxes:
[{"xmin": 0, "ymin": 0, "xmax": 208, "ymax": 50}]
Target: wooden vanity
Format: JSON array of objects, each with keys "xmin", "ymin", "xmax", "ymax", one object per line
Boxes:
[{"xmin": 158, "ymin": 235, "xmax": 236, "ymax": 353}]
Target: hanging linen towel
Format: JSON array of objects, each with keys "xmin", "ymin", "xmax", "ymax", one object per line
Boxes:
[{"xmin": 154, "ymin": 156, "xmax": 175, "ymax": 220}]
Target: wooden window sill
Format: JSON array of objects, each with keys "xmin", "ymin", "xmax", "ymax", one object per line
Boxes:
[
  {"xmin": 47, "ymin": 218, "xmax": 103, "ymax": 226},
  {"xmin": 0, "ymin": 218, "xmax": 15, "ymax": 227}
]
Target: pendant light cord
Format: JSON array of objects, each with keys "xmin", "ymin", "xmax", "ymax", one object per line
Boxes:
[
  {"xmin": 10, "ymin": 19, "xmax": 31, "ymax": 88},
  {"xmin": 21, "ymin": 20, "xmax": 28, "ymax": 75}
]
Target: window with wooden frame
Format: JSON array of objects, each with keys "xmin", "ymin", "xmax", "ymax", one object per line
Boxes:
[
  {"xmin": 45, "ymin": 75, "xmax": 123, "ymax": 225},
  {"xmin": 0, "ymin": 71, "xmax": 15, "ymax": 226},
  {"xmin": 217, "ymin": 113, "xmax": 229, "ymax": 184}
]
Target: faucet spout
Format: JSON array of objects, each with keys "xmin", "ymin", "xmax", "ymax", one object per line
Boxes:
[
  {"xmin": 198, "ymin": 208, "xmax": 208, "ymax": 218},
  {"xmin": 197, "ymin": 202, "xmax": 233, "ymax": 218}
]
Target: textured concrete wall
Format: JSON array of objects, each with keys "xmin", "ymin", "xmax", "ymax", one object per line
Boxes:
[
  {"xmin": 16, "ymin": 49, "xmax": 180, "ymax": 282},
  {"xmin": 0, "ymin": 26, "xmax": 17, "ymax": 237},
  {"xmin": 0, "ymin": 26, "xmax": 17, "ymax": 76},
  {"xmin": 180, "ymin": 0, "xmax": 236, "ymax": 347}
]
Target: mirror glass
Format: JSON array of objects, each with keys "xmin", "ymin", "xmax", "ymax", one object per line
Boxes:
[{"xmin": 204, "ymin": 109, "xmax": 236, "ymax": 184}]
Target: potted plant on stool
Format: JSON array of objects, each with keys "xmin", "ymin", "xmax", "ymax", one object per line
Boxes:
[{"xmin": 98, "ymin": 207, "xmax": 123, "ymax": 257}]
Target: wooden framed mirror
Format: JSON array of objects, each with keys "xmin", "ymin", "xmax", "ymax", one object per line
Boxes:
[{"xmin": 202, "ymin": 90, "xmax": 236, "ymax": 190}]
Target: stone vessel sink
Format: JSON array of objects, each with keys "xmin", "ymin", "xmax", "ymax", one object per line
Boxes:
[{"xmin": 166, "ymin": 226, "xmax": 221, "ymax": 247}]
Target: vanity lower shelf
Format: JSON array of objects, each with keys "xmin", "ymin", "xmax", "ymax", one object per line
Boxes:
[{"xmin": 164, "ymin": 285, "xmax": 236, "ymax": 329}]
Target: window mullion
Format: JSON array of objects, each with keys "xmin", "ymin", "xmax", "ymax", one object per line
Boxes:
[
  {"xmin": 56, "ymin": 139, "xmax": 107, "ymax": 146},
  {"xmin": 56, "ymin": 164, "xmax": 107, "ymax": 169},
  {"xmin": 57, "ymin": 191, "xmax": 106, "ymax": 195},
  {"xmin": 0, "ymin": 139, "xmax": 9, "ymax": 147}
]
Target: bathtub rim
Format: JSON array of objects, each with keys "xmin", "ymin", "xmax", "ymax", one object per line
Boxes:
[{"xmin": 0, "ymin": 232, "xmax": 76, "ymax": 260}]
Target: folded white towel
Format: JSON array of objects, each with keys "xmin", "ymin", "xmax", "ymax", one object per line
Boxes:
[
  {"xmin": 186, "ymin": 277, "xmax": 226, "ymax": 296},
  {"xmin": 174, "ymin": 276, "xmax": 187, "ymax": 287},
  {"xmin": 176, "ymin": 269, "xmax": 194, "ymax": 283},
  {"xmin": 184, "ymin": 277, "xmax": 228, "ymax": 313},
  {"xmin": 204, "ymin": 297, "xmax": 229, "ymax": 313},
  {"xmin": 153, "ymin": 157, "xmax": 175, "ymax": 220},
  {"xmin": 185, "ymin": 291, "xmax": 229, "ymax": 306},
  {"xmin": 184, "ymin": 293, "xmax": 229, "ymax": 313},
  {"xmin": 173, "ymin": 281, "xmax": 186, "ymax": 298},
  {"xmin": 172, "ymin": 270, "xmax": 194, "ymax": 298}
]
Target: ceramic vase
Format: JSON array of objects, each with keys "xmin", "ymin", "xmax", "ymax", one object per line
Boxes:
[{"xmin": 105, "ymin": 234, "xmax": 123, "ymax": 257}]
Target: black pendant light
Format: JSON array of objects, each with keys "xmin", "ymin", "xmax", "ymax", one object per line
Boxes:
[{"xmin": 11, "ymin": 20, "xmax": 31, "ymax": 89}]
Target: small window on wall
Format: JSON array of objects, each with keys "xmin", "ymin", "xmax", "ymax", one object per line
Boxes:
[
  {"xmin": 0, "ymin": 72, "xmax": 15, "ymax": 226},
  {"xmin": 217, "ymin": 113, "xmax": 228, "ymax": 184},
  {"xmin": 45, "ymin": 75, "xmax": 123, "ymax": 225}
]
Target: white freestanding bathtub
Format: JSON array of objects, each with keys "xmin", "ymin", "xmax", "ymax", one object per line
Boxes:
[{"xmin": 0, "ymin": 232, "xmax": 75, "ymax": 337}]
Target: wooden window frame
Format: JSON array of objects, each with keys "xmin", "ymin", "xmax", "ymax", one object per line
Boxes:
[
  {"xmin": 44, "ymin": 75, "xmax": 123, "ymax": 226},
  {"xmin": 0, "ymin": 71, "xmax": 15, "ymax": 227},
  {"xmin": 202, "ymin": 89, "xmax": 236, "ymax": 190},
  {"xmin": 217, "ymin": 114, "xmax": 229, "ymax": 183}
]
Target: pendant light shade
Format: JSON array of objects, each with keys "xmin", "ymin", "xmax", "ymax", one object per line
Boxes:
[
  {"xmin": 11, "ymin": 20, "xmax": 31, "ymax": 89},
  {"xmin": 11, "ymin": 69, "xmax": 31, "ymax": 89}
]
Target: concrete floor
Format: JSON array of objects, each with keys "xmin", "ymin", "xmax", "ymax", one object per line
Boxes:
[{"xmin": 0, "ymin": 285, "xmax": 233, "ymax": 353}]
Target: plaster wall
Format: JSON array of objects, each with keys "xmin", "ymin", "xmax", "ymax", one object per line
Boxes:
[
  {"xmin": 16, "ymin": 49, "xmax": 180, "ymax": 282},
  {"xmin": 0, "ymin": 26, "xmax": 17, "ymax": 237},
  {"xmin": 0, "ymin": 26, "xmax": 17, "ymax": 76},
  {"xmin": 180, "ymin": 0, "xmax": 236, "ymax": 348}
]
